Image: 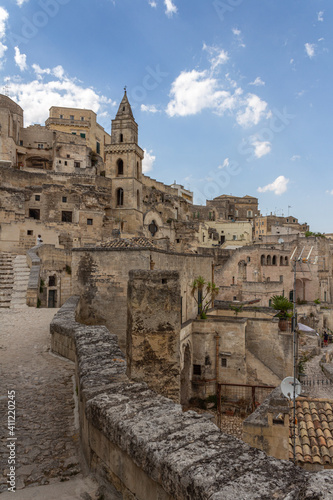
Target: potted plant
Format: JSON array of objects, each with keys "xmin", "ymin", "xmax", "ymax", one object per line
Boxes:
[{"xmin": 270, "ymin": 295, "xmax": 293, "ymax": 331}]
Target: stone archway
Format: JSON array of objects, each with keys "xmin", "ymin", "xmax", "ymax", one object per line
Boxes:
[{"xmin": 180, "ymin": 343, "xmax": 191, "ymax": 405}]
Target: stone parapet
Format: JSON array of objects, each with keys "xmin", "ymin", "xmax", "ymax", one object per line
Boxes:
[{"xmin": 50, "ymin": 296, "xmax": 333, "ymax": 499}]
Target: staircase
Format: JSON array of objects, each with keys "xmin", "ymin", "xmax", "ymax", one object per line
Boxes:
[
  {"xmin": 0, "ymin": 253, "xmax": 14, "ymax": 308},
  {"xmin": 0, "ymin": 253, "xmax": 30, "ymax": 308},
  {"xmin": 10, "ymin": 255, "xmax": 30, "ymax": 308}
]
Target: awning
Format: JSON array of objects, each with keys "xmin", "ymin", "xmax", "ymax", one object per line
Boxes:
[{"xmin": 297, "ymin": 323, "xmax": 319, "ymax": 335}]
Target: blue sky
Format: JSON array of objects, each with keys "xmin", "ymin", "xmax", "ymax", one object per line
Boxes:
[{"xmin": 0, "ymin": 0, "xmax": 332, "ymax": 231}]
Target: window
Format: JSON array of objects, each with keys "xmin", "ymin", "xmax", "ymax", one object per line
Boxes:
[
  {"xmin": 27, "ymin": 230, "xmax": 33, "ymax": 236},
  {"xmin": 137, "ymin": 161, "xmax": 139, "ymax": 178},
  {"xmin": 35, "ymin": 195, "xmax": 40, "ymax": 201},
  {"xmin": 117, "ymin": 158, "xmax": 124, "ymax": 176},
  {"xmin": 280, "ymin": 275, "xmax": 283, "ymax": 283},
  {"xmin": 48, "ymin": 276, "xmax": 56, "ymax": 287},
  {"xmin": 116, "ymin": 188, "xmax": 124, "ymax": 206},
  {"xmin": 324, "ymin": 292, "xmax": 327, "ymax": 302},
  {"xmin": 120, "ymin": 133, "xmax": 123, "ymax": 143},
  {"xmin": 29, "ymin": 209, "xmax": 40, "ymax": 220},
  {"xmin": 62, "ymin": 197, "xmax": 67, "ymax": 203},
  {"xmin": 96, "ymin": 141, "xmax": 100, "ymax": 154},
  {"xmin": 61, "ymin": 211, "xmax": 72, "ymax": 223},
  {"xmin": 38, "ymin": 144, "xmax": 44, "ymax": 149},
  {"xmin": 148, "ymin": 220, "xmax": 158, "ymax": 237},
  {"xmin": 221, "ymin": 358, "xmax": 227, "ymax": 368},
  {"xmin": 71, "ymin": 132, "xmax": 76, "ymax": 135},
  {"xmin": 80, "ymin": 116, "xmax": 84, "ymax": 121},
  {"xmin": 193, "ymin": 364, "xmax": 201, "ymax": 376},
  {"xmin": 67, "ymin": 154, "xmax": 70, "ymax": 158},
  {"xmin": 19, "ymin": 140, "xmax": 23, "ymax": 146},
  {"xmin": 87, "ymin": 219, "xmax": 93, "ymax": 225},
  {"xmin": 247, "ymin": 210, "xmax": 253, "ymax": 217},
  {"xmin": 59, "ymin": 160, "xmax": 62, "ymax": 164},
  {"xmin": 59, "ymin": 114, "xmax": 63, "ymax": 119},
  {"xmin": 137, "ymin": 190, "xmax": 140, "ymax": 209},
  {"xmin": 80, "ymin": 133, "xmax": 86, "ymax": 138},
  {"xmin": 233, "ymin": 235, "xmax": 237, "ymax": 240},
  {"xmin": 64, "ymin": 161, "xmax": 67, "ymax": 166},
  {"xmin": 70, "ymin": 115, "xmax": 74, "ymax": 120},
  {"xmin": 74, "ymin": 162, "xmax": 80, "ymax": 168},
  {"xmin": 247, "ymin": 257, "xmax": 251, "ymax": 262},
  {"xmin": 123, "ymin": 106, "xmax": 125, "ymax": 111}
]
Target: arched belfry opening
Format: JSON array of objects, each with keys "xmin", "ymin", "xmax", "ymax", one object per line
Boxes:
[
  {"xmin": 117, "ymin": 188, "xmax": 124, "ymax": 206},
  {"xmin": 117, "ymin": 158, "xmax": 123, "ymax": 176}
]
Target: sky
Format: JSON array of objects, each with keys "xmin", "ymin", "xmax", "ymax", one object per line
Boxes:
[{"xmin": 0, "ymin": 0, "xmax": 332, "ymax": 232}]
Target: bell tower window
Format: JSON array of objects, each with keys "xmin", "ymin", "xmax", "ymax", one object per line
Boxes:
[
  {"xmin": 120, "ymin": 133, "xmax": 123, "ymax": 143},
  {"xmin": 117, "ymin": 159, "xmax": 124, "ymax": 176},
  {"xmin": 117, "ymin": 188, "xmax": 124, "ymax": 206}
]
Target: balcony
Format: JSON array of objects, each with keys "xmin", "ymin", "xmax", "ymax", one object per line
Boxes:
[{"xmin": 46, "ymin": 117, "xmax": 91, "ymax": 128}]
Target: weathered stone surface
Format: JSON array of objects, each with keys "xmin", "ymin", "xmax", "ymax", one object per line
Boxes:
[{"xmin": 50, "ymin": 297, "xmax": 333, "ymax": 499}]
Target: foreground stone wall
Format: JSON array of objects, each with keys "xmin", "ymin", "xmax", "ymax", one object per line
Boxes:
[{"xmin": 50, "ymin": 296, "xmax": 333, "ymax": 499}]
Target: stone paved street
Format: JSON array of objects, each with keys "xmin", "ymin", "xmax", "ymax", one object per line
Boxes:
[
  {"xmin": 303, "ymin": 341, "xmax": 333, "ymax": 399},
  {"xmin": 0, "ymin": 306, "xmax": 98, "ymax": 496}
]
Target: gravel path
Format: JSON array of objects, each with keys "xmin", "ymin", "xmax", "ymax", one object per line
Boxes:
[{"xmin": 0, "ymin": 306, "xmax": 101, "ymax": 497}]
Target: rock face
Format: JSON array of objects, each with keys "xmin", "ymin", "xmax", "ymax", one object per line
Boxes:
[
  {"xmin": 50, "ymin": 296, "xmax": 333, "ymax": 500},
  {"xmin": 127, "ymin": 270, "xmax": 181, "ymax": 402}
]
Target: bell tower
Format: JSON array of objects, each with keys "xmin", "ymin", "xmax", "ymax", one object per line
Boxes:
[{"xmin": 105, "ymin": 89, "xmax": 144, "ymax": 234}]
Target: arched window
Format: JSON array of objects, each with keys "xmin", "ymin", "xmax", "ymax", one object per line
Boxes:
[
  {"xmin": 280, "ymin": 256, "xmax": 283, "ymax": 266},
  {"xmin": 261, "ymin": 255, "xmax": 265, "ymax": 266},
  {"xmin": 117, "ymin": 158, "xmax": 123, "ymax": 176},
  {"xmin": 137, "ymin": 161, "xmax": 139, "ymax": 179},
  {"xmin": 117, "ymin": 188, "xmax": 124, "ymax": 206},
  {"xmin": 267, "ymin": 255, "xmax": 271, "ymax": 266},
  {"xmin": 285, "ymin": 257, "xmax": 288, "ymax": 265},
  {"xmin": 137, "ymin": 190, "xmax": 140, "ymax": 209},
  {"xmin": 272, "ymin": 255, "xmax": 277, "ymax": 265}
]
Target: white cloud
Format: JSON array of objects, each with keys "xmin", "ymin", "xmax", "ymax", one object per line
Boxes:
[
  {"xmin": 232, "ymin": 27, "xmax": 245, "ymax": 47},
  {"xmin": 142, "ymin": 149, "xmax": 155, "ymax": 173},
  {"xmin": 326, "ymin": 190, "xmax": 333, "ymax": 195},
  {"xmin": 236, "ymin": 94, "xmax": 268, "ymax": 127},
  {"xmin": 249, "ymin": 76, "xmax": 265, "ymax": 86},
  {"xmin": 52, "ymin": 65, "xmax": 65, "ymax": 79},
  {"xmin": 148, "ymin": 0, "xmax": 157, "ymax": 6},
  {"xmin": 16, "ymin": 0, "xmax": 29, "ymax": 6},
  {"xmin": 164, "ymin": 0, "xmax": 177, "ymax": 17},
  {"xmin": 318, "ymin": 11, "xmax": 324, "ymax": 22},
  {"xmin": 141, "ymin": 104, "xmax": 160, "ymax": 113},
  {"xmin": 14, "ymin": 46, "xmax": 27, "ymax": 71},
  {"xmin": 0, "ymin": 7, "xmax": 8, "ymax": 39},
  {"xmin": 250, "ymin": 138, "xmax": 271, "ymax": 158},
  {"xmin": 218, "ymin": 158, "xmax": 229, "ymax": 169},
  {"xmin": 291, "ymin": 154, "xmax": 301, "ymax": 161},
  {"xmin": 305, "ymin": 43, "xmax": 315, "ymax": 58},
  {"xmin": 203, "ymin": 43, "xmax": 229, "ymax": 71},
  {"xmin": 258, "ymin": 176, "xmax": 289, "ymax": 195},
  {"xmin": 5, "ymin": 69, "xmax": 113, "ymax": 126},
  {"xmin": 166, "ymin": 45, "xmax": 269, "ymax": 128}
]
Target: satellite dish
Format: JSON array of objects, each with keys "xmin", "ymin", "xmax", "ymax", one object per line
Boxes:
[
  {"xmin": 280, "ymin": 377, "xmax": 302, "ymax": 400},
  {"xmin": 278, "ymin": 238, "xmax": 285, "ymax": 244}
]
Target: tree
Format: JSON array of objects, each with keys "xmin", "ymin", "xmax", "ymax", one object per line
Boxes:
[
  {"xmin": 229, "ymin": 304, "xmax": 243, "ymax": 316},
  {"xmin": 270, "ymin": 295, "xmax": 293, "ymax": 318},
  {"xmin": 191, "ymin": 276, "xmax": 219, "ymax": 319}
]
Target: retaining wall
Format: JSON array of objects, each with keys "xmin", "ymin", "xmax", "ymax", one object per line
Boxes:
[{"xmin": 50, "ymin": 296, "xmax": 333, "ymax": 499}]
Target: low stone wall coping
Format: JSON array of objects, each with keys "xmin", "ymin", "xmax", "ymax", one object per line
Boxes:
[{"xmin": 50, "ymin": 297, "xmax": 333, "ymax": 499}]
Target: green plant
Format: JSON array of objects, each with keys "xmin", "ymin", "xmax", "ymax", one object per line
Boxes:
[
  {"xmin": 65, "ymin": 265, "xmax": 71, "ymax": 275},
  {"xmin": 37, "ymin": 298, "xmax": 41, "ymax": 308},
  {"xmin": 270, "ymin": 295, "xmax": 293, "ymax": 318},
  {"xmin": 191, "ymin": 276, "xmax": 219, "ymax": 319},
  {"xmin": 39, "ymin": 278, "xmax": 45, "ymax": 294},
  {"xmin": 314, "ymin": 298, "xmax": 321, "ymax": 304},
  {"xmin": 229, "ymin": 304, "xmax": 243, "ymax": 316}
]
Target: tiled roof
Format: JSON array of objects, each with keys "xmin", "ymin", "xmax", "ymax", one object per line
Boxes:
[
  {"xmin": 289, "ymin": 399, "xmax": 333, "ymax": 465},
  {"xmin": 100, "ymin": 237, "xmax": 160, "ymax": 249}
]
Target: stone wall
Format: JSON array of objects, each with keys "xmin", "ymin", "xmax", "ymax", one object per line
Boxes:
[
  {"xmin": 72, "ymin": 247, "xmax": 213, "ymax": 351},
  {"xmin": 127, "ymin": 270, "xmax": 181, "ymax": 402},
  {"xmin": 49, "ymin": 296, "xmax": 333, "ymax": 499}
]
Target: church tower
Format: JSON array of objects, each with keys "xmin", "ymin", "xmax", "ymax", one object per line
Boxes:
[{"xmin": 105, "ymin": 90, "xmax": 144, "ymax": 234}]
